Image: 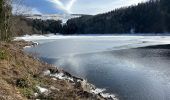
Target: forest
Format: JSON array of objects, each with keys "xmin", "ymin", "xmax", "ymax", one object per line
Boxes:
[
  {"xmin": 1, "ymin": 0, "xmax": 170, "ymax": 38},
  {"xmin": 14, "ymin": 17, "xmax": 62, "ymax": 35},
  {"xmin": 63, "ymin": 0, "xmax": 170, "ymax": 34}
]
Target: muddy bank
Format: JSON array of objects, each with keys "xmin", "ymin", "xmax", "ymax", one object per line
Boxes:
[{"xmin": 0, "ymin": 40, "xmax": 118, "ymax": 100}]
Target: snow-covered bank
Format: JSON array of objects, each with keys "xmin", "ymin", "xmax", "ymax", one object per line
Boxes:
[
  {"xmin": 43, "ymin": 68, "xmax": 118, "ymax": 100},
  {"xmin": 15, "ymin": 34, "xmax": 170, "ymax": 51}
]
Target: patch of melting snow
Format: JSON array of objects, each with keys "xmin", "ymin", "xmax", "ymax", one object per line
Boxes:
[
  {"xmin": 50, "ymin": 72, "xmax": 74, "ymax": 82},
  {"xmin": 15, "ymin": 35, "xmax": 170, "ymax": 55},
  {"xmin": 23, "ymin": 42, "xmax": 39, "ymax": 49},
  {"xmin": 100, "ymin": 93, "xmax": 118, "ymax": 100},
  {"xmin": 52, "ymin": 77, "xmax": 57, "ymax": 80},
  {"xmin": 90, "ymin": 88, "xmax": 106, "ymax": 94},
  {"xmin": 23, "ymin": 46, "xmax": 32, "ymax": 48},
  {"xmin": 89, "ymin": 86, "xmax": 118, "ymax": 100},
  {"xmin": 36, "ymin": 86, "xmax": 48, "ymax": 93},
  {"xmin": 43, "ymin": 69, "xmax": 119, "ymax": 100},
  {"xmin": 43, "ymin": 70, "xmax": 74, "ymax": 82},
  {"xmin": 50, "ymin": 86, "xmax": 60, "ymax": 91},
  {"xmin": 34, "ymin": 93, "xmax": 38, "ymax": 97},
  {"xmin": 43, "ymin": 70, "xmax": 51, "ymax": 76},
  {"xmin": 80, "ymin": 79, "xmax": 118, "ymax": 99}
]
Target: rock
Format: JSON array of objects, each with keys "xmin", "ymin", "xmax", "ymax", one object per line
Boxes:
[
  {"xmin": 49, "ymin": 68, "xmax": 59, "ymax": 74},
  {"xmin": 63, "ymin": 71, "xmax": 72, "ymax": 77},
  {"xmin": 77, "ymin": 90, "xmax": 93, "ymax": 98}
]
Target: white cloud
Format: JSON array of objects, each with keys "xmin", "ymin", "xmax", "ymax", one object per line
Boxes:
[
  {"xmin": 66, "ymin": 0, "xmax": 77, "ymax": 13},
  {"xmin": 31, "ymin": 8, "xmax": 42, "ymax": 14},
  {"xmin": 46, "ymin": 0, "xmax": 77, "ymax": 13},
  {"xmin": 46, "ymin": 0, "xmax": 68, "ymax": 13},
  {"xmin": 70, "ymin": 0, "xmax": 148, "ymax": 14}
]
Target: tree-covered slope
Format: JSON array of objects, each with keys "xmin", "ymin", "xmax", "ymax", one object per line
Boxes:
[{"xmin": 62, "ymin": 0, "xmax": 170, "ymax": 34}]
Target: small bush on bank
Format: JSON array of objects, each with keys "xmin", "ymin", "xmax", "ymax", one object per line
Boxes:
[
  {"xmin": 16, "ymin": 78, "xmax": 28, "ymax": 88},
  {"xmin": 19, "ymin": 87, "xmax": 34, "ymax": 98},
  {"xmin": 0, "ymin": 50, "xmax": 7, "ymax": 60}
]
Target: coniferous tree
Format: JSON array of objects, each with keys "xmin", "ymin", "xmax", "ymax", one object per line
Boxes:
[{"xmin": 160, "ymin": 0, "xmax": 170, "ymax": 31}]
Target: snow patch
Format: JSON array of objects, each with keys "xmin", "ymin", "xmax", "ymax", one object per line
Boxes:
[
  {"xmin": 90, "ymin": 87, "xmax": 118, "ymax": 100},
  {"xmin": 36, "ymin": 86, "xmax": 48, "ymax": 93},
  {"xmin": 100, "ymin": 93, "xmax": 118, "ymax": 100},
  {"xmin": 23, "ymin": 41, "xmax": 39, "ymax": 49},
  {"xmin": 34, "ymin": 93, "xmax": 38, "ymax": 97},
  {"xmin": 43, "ymin": 70, "xmax": 51, "ymax": 76},
  {"xmin": 52, "ymin": 78, "xmax": 57, "ymax": 80},
  {"xmin": 15, "ymin": 35, "xmax": 170, "ymax": 51},
  {"xmin": 90, "ymin": 88, "xmax": 106, "ymax": 94},
  {"xmin": 81, "ymin": 79, "xmax": 118, "ymax": 100},
  {"xmin": 51, "ymin": 72, "xmax": 74, "ymax": 82},
  {"xmin": 23, "ymin": 46, "xmax": 32, "ymax": 48},
  {"xmin": 43, "ymin": 69, "xmax": 118, "ymax": 100}
]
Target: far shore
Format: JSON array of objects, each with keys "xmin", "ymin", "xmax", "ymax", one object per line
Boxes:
[{"xmin": 137, "ymin": 44, "xmax": 170, "ymax": 49}]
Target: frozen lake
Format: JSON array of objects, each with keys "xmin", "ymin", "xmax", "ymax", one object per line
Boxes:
[{"xmin": 18, "ymin": 35, "xmax": 170, "ymax": 100}]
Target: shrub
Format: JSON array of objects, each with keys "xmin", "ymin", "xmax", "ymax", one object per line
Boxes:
[
  {"xmin": 0, "ymin": 50, "xmax": 7, "ymax": 60},
  {"xmin": 16, "ymin": 78, "xmax": 28, "ymax": 88},
  {"xmin": 19, "ymin": 87, "xmax": 34, "ymax": 98}
]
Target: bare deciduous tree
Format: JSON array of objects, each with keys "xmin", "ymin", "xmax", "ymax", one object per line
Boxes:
[
  {"xmin": 0, "ymin": 0, "xmax": 12, "ymax": 41},
  {"xmin": 12, "ymin": 0, "xmax": 32, "ymax": 15}
]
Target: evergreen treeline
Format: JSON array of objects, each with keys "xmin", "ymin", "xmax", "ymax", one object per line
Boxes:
[
  {"xmin": 24, "ymin": 18, "xmax": 62, "ymax": 34},
  {"xmin": 62, "ymin": 0, "xmax": 170, "ymax": 34},
  {"xmin": 160, "ymin": 0, "xmax": 170, "ymax": 31}
]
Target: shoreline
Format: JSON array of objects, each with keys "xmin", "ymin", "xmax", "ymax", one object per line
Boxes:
[
  {"xmin": 136, "ymin": 44, "xmax": 170, "ymax": 49},
  {"xmin": 15, "ymin": 35, "xmax": 170, "ymax": 100},
  {"xmin": 7, "ymin": 37, "xmax": 170, "ymax": 100},
  {"xmin": 26, "ymin": 40, "xmax": 119, "ymax": 100}
]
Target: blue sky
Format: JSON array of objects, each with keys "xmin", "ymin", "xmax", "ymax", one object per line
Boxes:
[{"xmin": 16, "ymin": 0, "xmax": 148, "ymax": 15}]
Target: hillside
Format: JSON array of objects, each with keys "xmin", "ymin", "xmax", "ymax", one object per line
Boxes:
[
  {"xmin": 25, "ymin": 14, "xmax": 82, "ymax": 23},
  {"xmin": 62, "ymin": 0, "xmax": 170, "ymax": 34},
  {"xmin": 10, "ymin": 0, "xmax": 170, "ymax": 35}
]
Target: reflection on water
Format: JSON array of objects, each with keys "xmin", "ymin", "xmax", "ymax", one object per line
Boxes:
[
  {"xmin": 25, "ymin": 36, "xmax": 170, "ymax": 100},
  {"xmin": 39, "ymin": 49, "xmax": 170, "ymax": 100}
]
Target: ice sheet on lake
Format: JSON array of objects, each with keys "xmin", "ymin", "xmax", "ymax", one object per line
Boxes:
[{"xmin": 15, "ymin": 35, "xmax": 170, "ymax": 51}]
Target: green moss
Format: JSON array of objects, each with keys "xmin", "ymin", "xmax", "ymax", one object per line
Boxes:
[
  {"xmin": 18, "ymin": 76, "xmax": 44, "ymax": 98},
  {"xmin": 18, "ymin": 79, "xmax": 39, "ymax": 98},
  {"xmin": 19, "ymin": 87, "xmax": 34, "ymax": 98},
  {"xmin": 0, "ymin": 50, "xmax": 7, "ymax": 60},
  {"xmin": 29, "ymin": 77, "xmax": 41, "ymax": 93}
]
